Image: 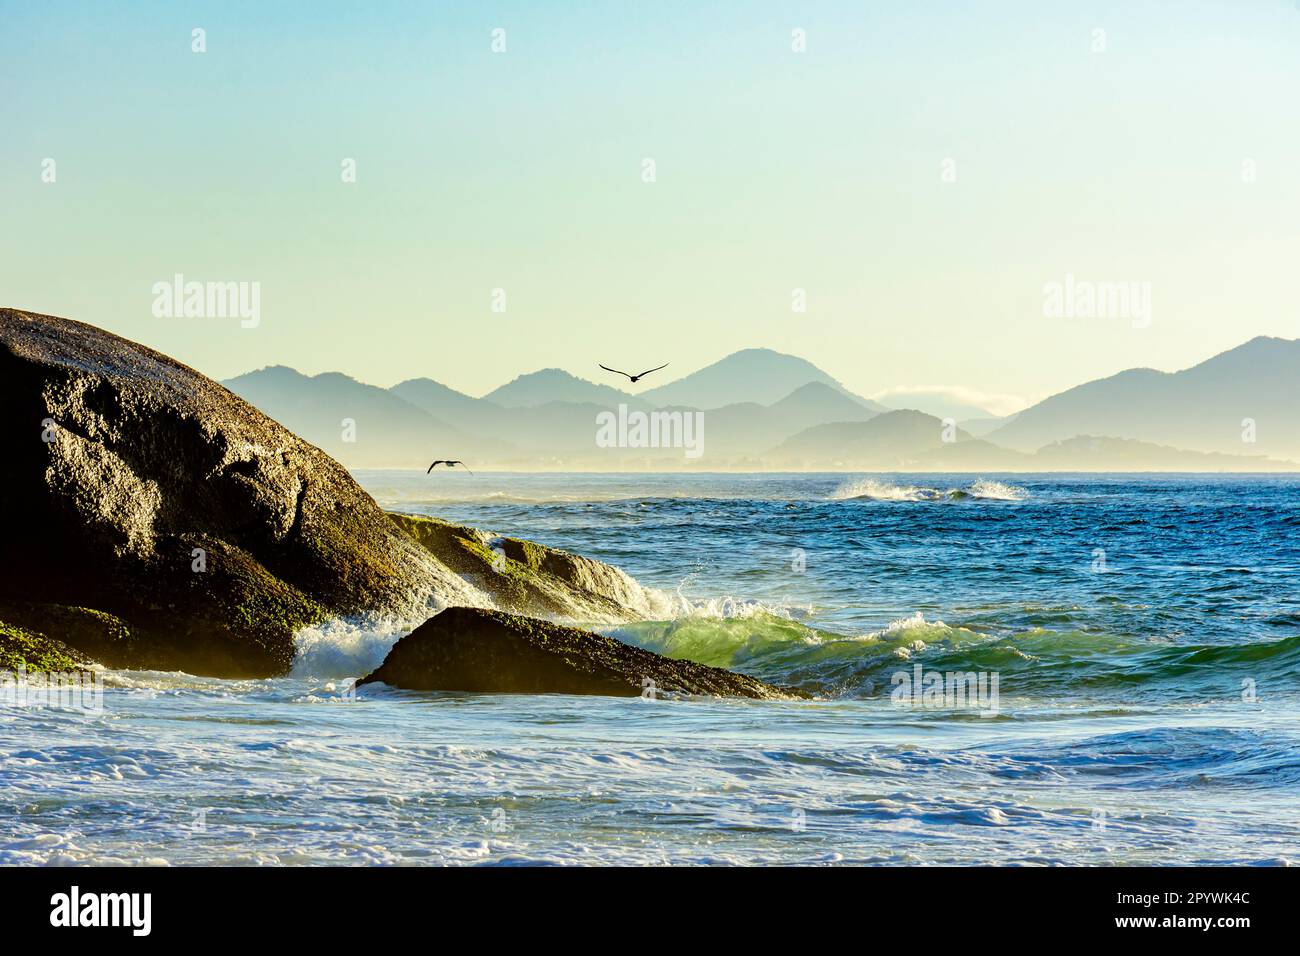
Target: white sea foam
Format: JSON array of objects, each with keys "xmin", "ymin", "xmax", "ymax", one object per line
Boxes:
[
  {"xmin": 291, "ymin": 613, "xmax": 430, "ymax": 679},
  {"xmin": 831, "ymin": 478, "xmax": 930, "ymax": 501},
  {"xmin": 967, "ymin": 479, "xmax": 1027, "ymax": 501},
  {"xmin": 289, "ymin": 572, "xmax": 682, "ymax": 679},
  {"xmin": 831, "ymin": 478, "xmax": 1027, "ymax": 502},
  {"xmin": 879, "ymin": 610, "xmax": 947, "ymax": 639},
  {"xmin": 664, "ymin": 588, "xmax": 815, "ymax": 622}
]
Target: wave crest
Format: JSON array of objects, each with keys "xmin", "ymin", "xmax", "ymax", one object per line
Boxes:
[
  {"xmin": 291, "ymin": 613, "xmax": 431, "ymax": 680},
  {"xmin": 831, "ymin": 478, "xmax": 1027, "ymax": 502},
  {"xmin": 611, "ymin": 610, "xmax": 1300, "ymax": 700}
]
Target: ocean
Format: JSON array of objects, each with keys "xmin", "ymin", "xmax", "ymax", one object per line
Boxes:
[{"xmin": 3, "ymin": 473, "xmax": 1298, "ymax": 865}]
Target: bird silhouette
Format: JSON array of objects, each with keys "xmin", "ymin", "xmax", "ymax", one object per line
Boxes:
[
  {"xmin": 599, "ymin": 362, "xmax": 669, "ymax": 384},
  {"xmin": 427, "ymin": 460, "xmax": 473, "ymax": 475}
]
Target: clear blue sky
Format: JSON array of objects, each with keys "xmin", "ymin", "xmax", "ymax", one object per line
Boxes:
[{"xmin": 3, "ymin": 0, "xmax": 1297, "ymax": 412}]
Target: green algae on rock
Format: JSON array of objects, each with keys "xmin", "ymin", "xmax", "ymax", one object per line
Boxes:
[
  {"xmin": 0, "ymin": 621, "xmax": 96, "ymax": 675},
  {"xmin": 0, "ymin": 602, "xmax": 133, "ymax": 668},
  {"xmin": 388, "ymin": 513, "xmax": 674, "ymax": 626}
]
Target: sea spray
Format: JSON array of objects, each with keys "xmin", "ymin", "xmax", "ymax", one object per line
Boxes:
[
  {"xmin": 290, "ymin": 613, "xmax": 435, "ymax": 679},
  {"xmin": 830, "ymin": 478, "xmax": 1027, "ymax": 502},
  {"xmin": 967, "ymin": 479, "xmax": 1027, "ymax": 501}
]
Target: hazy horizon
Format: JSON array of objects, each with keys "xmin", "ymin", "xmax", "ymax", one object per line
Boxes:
[{"xmin": 4, "ymin": 1, "xmax": 1299, "ymax": 413}]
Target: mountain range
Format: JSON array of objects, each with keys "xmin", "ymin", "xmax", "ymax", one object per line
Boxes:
[
  {"xmin": 986, "ymin": 337, "xmax": 1300, "ymax": 461},
  {"xmin": 221, "ymin": 341, "xmax": 1300, "ymax": 471}
]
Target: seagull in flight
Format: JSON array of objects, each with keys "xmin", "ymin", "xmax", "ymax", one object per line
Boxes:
[
  {"xmin": 599, "ymin": 362, "xmax": 669, "ymax": 384},
  {"xmin": 427, "ymin": 460, "xmax": 474, "ymax": 475}
]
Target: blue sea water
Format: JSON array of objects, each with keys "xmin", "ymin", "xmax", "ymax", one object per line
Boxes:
[{"xmin": 3, "ymin": 473, "xmax": 1298, "ymax": 865}]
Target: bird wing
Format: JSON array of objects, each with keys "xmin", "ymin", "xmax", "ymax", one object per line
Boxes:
[
  {"xmin": 599, "ymin": 364, "xmax": 632, "ymax": 379},
  {"xmin": 636, "ymin": 363, "xmax": 669, "ymax": 378},
  {"xmin": 451, "ymin": 461, "xmax": 475, "ymax": 476},
  {"xmin": 426, "ymin": 461, "xmax": 438, "ymax": 473}
]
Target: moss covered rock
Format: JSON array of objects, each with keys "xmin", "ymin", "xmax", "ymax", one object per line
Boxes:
[
  {"xmin": 357, "ymin": 606, "xmax": 804, "ymax": 700},
  {"xmin": 0, "ymin": 601, "xmax": 133, "ymax": 667},
  {"xmin": 389, "ymin": 513, "xmax": 673, "ymax": 625},
  {"xmin": 0, "ymin": 621, "xmax": 96, "ymax": 675}
]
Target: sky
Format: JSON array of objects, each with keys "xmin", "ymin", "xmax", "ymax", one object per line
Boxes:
[{"xmin": 3, "ymin": 1, "xmax": 1298, "ymax": 414}]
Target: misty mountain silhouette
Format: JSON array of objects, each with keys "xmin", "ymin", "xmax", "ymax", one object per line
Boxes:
[
  {"xmin": 769, "ymin": 410, "xmax": 973, "ymax": 465},
  {"xmin": 223, "ymin": 366, "xmax": 510, "ymax": 467},
  {"xmin": 222, "ymin": 338, "xmax": 1300, "ymax": 470},
  {"xmin": 638, "ymin": 348, "xmax": 886, "ymax": 411},
  {"xmin": 484, "ymin": 369, "xmax": 645, "ymax": 409},
  {"xmin": 876, "ymin": 390, "xmax": 997, "ymax": 421},
  {"xmin": 989, "ymin": 336, "xmax": 1300, "ymax": 460},
  {"xmin": 390, "ymin": 376, "xmax": 511, "ymax": 432}
]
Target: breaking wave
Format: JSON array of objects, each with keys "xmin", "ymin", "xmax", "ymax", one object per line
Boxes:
[
  {"xmin": 831, "ymin": 478, "xmax": 1027, "ymax": 502},
  {"xmin": 290, "ymin": 613, "xmax": 431, "ymax": 680},
  {"xmin": 609, "ymin": 610, "xmax": 1300, "ymax": 701}
]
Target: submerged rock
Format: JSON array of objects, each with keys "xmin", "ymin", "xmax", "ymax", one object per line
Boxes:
[
  {"xmin": 357, "ymin": 606, "xmax": 803, "ymax": 700},
  {"xmin": 0, "ymin": 308, "xmax": 484, "ymax": 676}
]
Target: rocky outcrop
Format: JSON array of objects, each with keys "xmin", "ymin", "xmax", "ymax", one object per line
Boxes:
[
  {"xmin": 0, "ymin": 308, "xmax": 486, "ymax": 676},
  {"xmin": 357, "ymin": 607, "xmax": 804, "ymax": 700},
  {"xmin": 389, "ymin": 513, "xmax": 675, "ymax": 626}
]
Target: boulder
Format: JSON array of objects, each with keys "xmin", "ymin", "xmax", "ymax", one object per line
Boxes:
[
  {"xmin": 357, "ymin": 606, "xmax": 804, "ymax": 700},
  {"xmin": 0, "ymin": 308, "xmax": 485, "ymax": 676}
]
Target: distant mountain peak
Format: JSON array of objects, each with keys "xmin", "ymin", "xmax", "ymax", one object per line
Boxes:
[
  {"xmin": 772, "ymin": 380, "xmax": 848, "ymax": 401},
  {"xmin": 483, "ymin": 367, "xmax": 639, "ymax": 409},
  {"xmin": 225, "ymin": 363, "xmax": 306, "ymax": 384},
  {"xmin": 1237, "ymin": 334, "xmax": 1291, "ymax": 348},
  {"xmin": 494, "ymin": 368, "xmax": 600, "ymax": 388},
  {"xmin": 767, "ymin": 407, "xmax": 971, "ymax": 463},
  {"xmin": 988, "ymin": 334, "xmax": 1300, "ymax": 459},
  {"xmin": 517, "ymin": 367, "xmax": 576, "ymax": 379},
  {"xmin": 719, "ymin": 346, "xmax": 798, "ymax": 360},
  {"xmin": 874, "ymin": 388, "xmax": 1000, "ymax": 421},
  {"xmin": 639, "ymin": 348, "xmax": 885, "ymax": 412},
  {"xmin": 1189, "ymin": 334, "xmax": 1300, "ymax": 371}
]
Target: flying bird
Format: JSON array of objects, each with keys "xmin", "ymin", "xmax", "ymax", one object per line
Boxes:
[
  {"xmin": 427, "ymin": 460, "xmax": 474, "ymax": 475},
  {"xmin": 599, "ymin": 362, "xmax": 669, "ymax": 384}
]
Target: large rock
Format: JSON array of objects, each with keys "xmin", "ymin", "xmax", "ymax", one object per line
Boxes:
[
  {"xmin": 357, "ymin": 607, "xmax": 803, "ymax": 700},
  {"xmin": 0, "ymin": 308, "xmax": 485, "ymax": 676}
]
